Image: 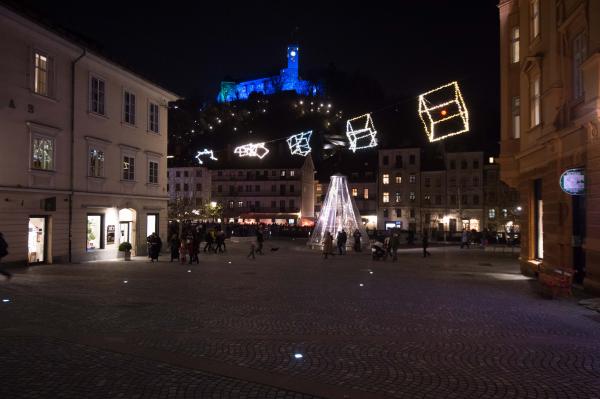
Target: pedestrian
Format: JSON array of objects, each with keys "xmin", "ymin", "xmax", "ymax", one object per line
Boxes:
[
  {"xmin": 247, "ymin": 243, "xmax": 256, "ymax": 259},
  {"xmin": 203, "ymin": 229, "xmax": 213, "ymax": 253},
  {"xmin": 422, "ymin": 230, "xmax": 431, "ymax": 258},
  {"xmin": 215, "ymin": 229, "xmax": 226, "ymax": 253},
  {"xmin": 390, "ymin": 232, "xmax": 400, "ymax": 261},
  {"xmin": 169, "ymin": 234, "xmax": 180, "ymax": 262},
  {"xmin": 461, "ymin": 229, "xmax": 469, "ymax": 249},
  {"xmin": 190, "ymin": 234, "xmax": 200, "ymax": 264},
  {"xmin": 256, "ymin": 227, "xmax": 264, "ymax": 255},
  {"xmin": 0, "ymin": 232, "xmax": 12, "ymax": 280},
  {"xmin": 383, "ymin": 234, "xmax": 391, "ymax": 260},
  {"xmin": 322, "ymin": 231, "xmax": 334, "ymax": 259},
  {"xmin": 353, "ymin": 229, "xmax": 362, "ymax": 252},
  {"xmin": 179, "ymin": 239, "xmax": 188, "ymax": 264},
  {"xmin": 336, "ymin": 230, "xmax": 345, "ymax": 255},
  {"xmin": 147, "ymin": 232, "xmax": 162, "ymax": 262}
]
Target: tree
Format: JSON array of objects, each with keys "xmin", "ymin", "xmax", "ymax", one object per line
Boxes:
[{"xmin": 199, "ymin": 202, "xmax": 223, "ymax": 222}]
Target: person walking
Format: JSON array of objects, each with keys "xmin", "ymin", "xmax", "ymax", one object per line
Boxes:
[
  {"xmin": 322, "ymin": 231, "xmax": 334, "ymax": 259},
  {"xmin": 247, "ymin": 243, "xmax": 256, "ymax": 260},
  {"xmin": 190, "ymin": 233, "xmax": 200, "ymax": 264},
  {"xmin": 336, "ymin": 230, "xmax": 345, "ymax": 255},
  {"xmin": 147, "ymin": 232, "xmax": 162, "ymax": 262},
  {"xmin": 461, "ymin": 229, "xmax": 469, "ymax": 249},
  {"xmin": 169, "ymin": 234, "xmax": 180, "ymax": 262},
  {"xmin": 179, "ymin": 239, "xmax": 188, "ymax": 264},
  {"xmin": 0, "ymin": 232, "xmax": 12, "ymax": 280},
  {"xmin": 256, "ymin": 227, "xmax": 264, "ymax": 255},
  {"xmin": 215, "ymin": 229, "xmax": 226, "ymax": 253},
  {"xmin": 383, "ymin": 234, "xmax": 392, "ymax": 260},
  {"xmin": 353, "ymin": 229, "xmax": 362, "ymax": 252},
  {"xmin": 390, "ymin": 232, "xmax": 400, "ymax": 261},
  {"xmin": 203, "ymin": 229, "xmax": 213, "ymax": 253},
  {"xmin": 422, "ymin": 230, "xmax": 431, "ymax": 258}
]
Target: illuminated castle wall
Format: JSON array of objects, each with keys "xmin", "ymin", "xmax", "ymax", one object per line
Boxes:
[{"xmin": 217, "ymin": 45, "xmax": 322, "ymax": 103}]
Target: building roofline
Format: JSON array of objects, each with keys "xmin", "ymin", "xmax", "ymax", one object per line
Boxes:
[{"xmin": 0, "ymin": 3, "xmax": 181, "ymax": 101}]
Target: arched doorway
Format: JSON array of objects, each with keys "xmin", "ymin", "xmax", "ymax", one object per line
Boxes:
[{"xmin": 118, "ymin": 208, "xmax": 137, "ymax": 255}]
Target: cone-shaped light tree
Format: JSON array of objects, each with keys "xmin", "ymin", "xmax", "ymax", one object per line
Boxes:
[{"xmin": 309, "ymin": 174, "xmax": 369, "ymax": 248}]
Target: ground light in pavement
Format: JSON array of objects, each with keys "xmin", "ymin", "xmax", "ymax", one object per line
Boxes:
[
  {"xmin": 294, "ymin": 353, "xmax": 303, "ymax": 359},
  {"xmin": 2, "ymin": 298, "xmax": 10, "ymax": 303},
  {"xmin": 123, "ymin": 280, "xmax": 128, "ymax": 284}
]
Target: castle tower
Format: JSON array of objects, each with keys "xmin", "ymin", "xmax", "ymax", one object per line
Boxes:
[{"xmin": 281, "ymin": 44, "xmax": 299, "ymax": 91}]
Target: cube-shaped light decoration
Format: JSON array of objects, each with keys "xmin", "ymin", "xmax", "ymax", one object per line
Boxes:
[
  {"xmin": 346, "ymin": 113, "xmax": 377, "ymax": 152},
  {"xmin": 287, "ymin": 130, "xmax": 313, "ymax": 156},
  {"xmin": 418, "ymin": 81, "xmax": 469, "ymax": 142},
  {"xmin": 233, "ymin": 142, "xmax": 270, "ymax": 159}
]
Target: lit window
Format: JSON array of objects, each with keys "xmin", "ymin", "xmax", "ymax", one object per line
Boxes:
[
  {"xmin": 149, "ymin": 102, "xmax": 159, "ymax": 133},
  {"xmin": 395, "ymin": 192, "xmax": 401, "ymax": 203},
  {"xmin": 489, "ymin": 209, "xmax": 496, "ymax": 219},
  {"xmin": 409, "ymin": 192, "xmax": 415, "ymax": 201},
  {"xmin": 122, "ymin": 156, "xmax": 135, "ymax": 180},
  {"xmin": 395, "ymin": 175, "xmax": 402, "ymax": 184},
  {"xmin": 34, "ymin": 52, "xmax": 52, "ymax": 96},
  {"xmin": 89, "ymin": 148, "xmax": 104, "ymax": 177},
  {"xmin": 396, "ymin": 208, "xmax": 401, "ymax": 217},
  {"xmin": 237, "ymin": 201, "xmax": 243, "ymax": 208},
  {"xmin": 363, "ymin": 188, "xmax": 369, "ymax": 199},
  {"xmin": 531, "ymin": 0, "xmax": 540, "ymax": 40},
  {"xmin": 572, "ymin": 32, "xmax": 587, "ymax": 100},
  {"xmin": 32, "ymin": 136, "xmax": 54, "ymax": 170},
  {"xmin": 510, "ymin": 27, "xmax": 520, "ymax": 63},
  {"xmin": 383, "ymin": 192, "xmax": 389, "ymax": 203},
  {"xmin": 512, "ymin": 97, "xmax": 521, "ymax": 138},
  {"xmin": 90, "ymin": 76, "xmax": 105, "ymax": 115},
  {"xmin": 290, "ymin": 170, "xmax": 295, "ymax": 177},
  {"xmin": 148, "ymin": 161, "xmax": 159, "ymax": 184},
  {"xmin": 281, "ymin": 170, "xmax": 286, "ymax": 177},
  {"xmin": 382, "ymin": 174, "xmax": 389, "ymax": 184},
  {"xmin": 228, "ymin": 201, "xmax": 234, "ymax": 209},
  {"xmin": 352, "ymin": 188, "xmax": 358, "ymax": 197},
  {"xmin": 424, "ymin": 194, "xmax": 431, "ymax": 202},
  {"xmin": 409, "ymin": 174, "xmax": 416, "ymax": 183},
  {"xmin": 530, "ymin": 74, "xmax": 541, "ymax": 127},
  {"xmin": 123, "ymin": 90, "xmax": 136, "ymax": 125}
]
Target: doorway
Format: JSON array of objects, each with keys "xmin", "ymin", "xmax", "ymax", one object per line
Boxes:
[
  {"xmin": 120, "ymin": 222, "xmax": 131, "ymax": 244},
  {"xmin": 572, "ymin": 195, "xmax": 586, "ymax": 284},
  {"xmin": 28, "ymin": 216, "xmax": 47, "ymax": 263}
]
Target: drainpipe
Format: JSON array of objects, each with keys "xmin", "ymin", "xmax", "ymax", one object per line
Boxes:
[{"xmin": 69, "ymin": 49, "xmax": 86, "ymax": 263}]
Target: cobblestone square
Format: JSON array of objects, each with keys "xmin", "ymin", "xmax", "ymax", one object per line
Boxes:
[{"xmin": 1, "ymin": 240, "xmax": 599, "ymax": 398}]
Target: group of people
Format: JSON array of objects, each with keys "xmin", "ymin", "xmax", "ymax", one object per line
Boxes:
[
  {"xmin": 322, "ymin": 229, "xmax": 363, "ymax": 259},
  {"xmin": 168, "ymin": 227, "xmax": 227, "ymax": 264}
]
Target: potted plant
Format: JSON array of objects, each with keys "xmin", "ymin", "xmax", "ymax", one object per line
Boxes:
[{"xmin": 118, "ymin": 242, "xmax": 133, "ymax": 261}]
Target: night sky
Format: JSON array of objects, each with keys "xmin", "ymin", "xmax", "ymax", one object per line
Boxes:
[{"xmin": 13, "ymin": 0, "xmax": 500, "ymax": 154}]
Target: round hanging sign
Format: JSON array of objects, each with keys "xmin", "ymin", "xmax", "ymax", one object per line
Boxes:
[{"xmin": 559, "ymin": 168, "xmax": 585, "ymax": 195}]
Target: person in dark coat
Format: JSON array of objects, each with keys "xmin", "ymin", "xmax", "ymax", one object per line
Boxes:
[
  {"xmin": 169, "ymin": 234, "xmax": 180, "ymax": 262},
  {"xmin": 353, "ymin": 229, "xmax": 362, "ymax": 252},
  {"xmin": 147, "ymin": 232, "xmax": 162, "ymax": 262},
  {"xmin": 215, "ymin": 229, "xmax": 226, "ymax": 253},
  {"xmin": 203, "ymin": 230, "xmax": 213, "ymax": 253},
  {"xmin": 256, "ymin": 227, "xmax": 264, "ymax": 255},
  {"xmin": 0, "ymin": 232, "xmax": 12, "ymax": 280},
  {"xmin": 422, "ymin": 230, "xmax": 431, "ymax": 258},
  {"xmin": 336, "ymin": 230, "xmax": 345, "ymax": 255}
]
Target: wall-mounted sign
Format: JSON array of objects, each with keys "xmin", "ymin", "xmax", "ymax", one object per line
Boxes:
[
  {"xmin": 560, "ymin": 168, "xmax": 585, "ymax": 195},
  {"xmin": 107, "ymin": 225, "xmax": 115, "ymax": 244}
]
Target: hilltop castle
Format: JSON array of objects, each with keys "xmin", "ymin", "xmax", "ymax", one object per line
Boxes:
[{"xmin": 217, "ymin": 45, "xmax": 322, "ymax": 103}]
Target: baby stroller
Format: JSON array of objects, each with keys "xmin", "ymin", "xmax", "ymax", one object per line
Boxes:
[{"xmin": 371, "ymin": 241, "xmax": 386, "ymax": 260}]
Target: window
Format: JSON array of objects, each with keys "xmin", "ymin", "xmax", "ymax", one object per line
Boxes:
[
  {"xmin": 196, "ymin": 183, "xmax": 202, "ymax": 191},
  {"xmin": 196, "ymin": 170, "xmax": 202, "ymax": 177},
  {"xmin": 512, "ymin": 97, "xmax": 521, "ymax": 138},
  {"xmin": 271, "ymin": 170, "xmax": 276, "ymax": 176},
  {"xmin": 281, "ymin": 170, "xmax": 286, "ymax": 177},
  {"xmin": 147, "ymin": 213, "xmax": 158, "ymax": 236},
  {"xmin": 530, "ymin": 74, "xmax": 541, "ymax": 127},
  {"xmin": 271, "ymin": 200, "xmax": 276, "ymax": 208},
  {"xmin": 435, "ymin": 195, "xmax": 442, "ymax": 205},
  {"xmin": 183, "ymin": 183, "xmax": 189, "ymax": 191},
  {"xmin": 450, "ymin": 160, "xmax": 456, "ymax": 169},
  {"xmin": 489, "ymin": 209, "xmax": 496, "ymax": 219},
  {"xmin": 195, "ymin": 198, "xmax": 202, "ymax": 206},
  {"xmin": 122, "ymin": 156, "xmax": 135, "ymax": 180},
  {"xmin": 510, "ymin": 27, "xmax": 520, "ymax": 63},
  {"xmin": 246, "ymin": 185, "xmax": 252, "ymax": 192},
  {"xmin": 176, "ymin": 171, "xmax": 181, "ymax": 177},
  {"xmin": 450, "ymin": 178, "xmax": 456, "ymax": 186},
  {"xmin": 395, "ymin": 155, "xmax": 403, "ymax": 168},
  {"xmin": 435, "ymin": 178, "xmax": 441, "ymax": 187},
  {"xmin": 149, "ymin": 102, "xmax": 159, "ymax": 133},
  {"xmin": 382, "ymin": 174, "xmax": 389, "ymax": 185},
  {"xmin": 396, "ymin": 208, "xmax": 401, "ymax": 217},
  {"xmin": 32, "ymin": 136, "xmax": 54, "ymax": 170},
  {"xmin": 184, "ymin": 171, "xmax": 189, "ymax": 177},
  {"xmin": 473, "ymin": 160, "xmax": 479, "ymax": 169},
  {"xmin": 175, "ymin": 183, "xmax": 180, "ymax": 191},
  {"xmin": 409, "ymin": 192, "xmax": 415, "ymax": 201},
  {"xmin": 289, "ymin": 199, "xmax": 295, "ymax": 209},
  {"xmin": 410, "ymin": 209, "xmax": 415, "ymax": 218},
  {"xmin": 395, "ymin": 192, "xmax": 401, "ymax": 203},
  {"xmin": 90, "ymin": 76, "xmax": 106, "ymax": 115},
  {"xmin": 271, "ymin": 185, "xmax": 276, "ymax": 192},
  {"xmin": 363, "ymin": 188, "xmax": 369, "ymax": 199},
  {"xmin": 290, "ymin": 170, "xmax": 295, "ymax": 177},
  {"xmin": 228, "ymin": 201, "xmax": 234, "ymax": 209},
  {"xmin": 383, "ymin": 155, "xmax": 389, "ymax": 166},
  {"xmin": 167, "ymin": 184, "xmax": 170, "ymax": 192},
  {"xmin": 531, "ymin": 0, "xmax": 540, "ymax": 40},
  {"xmin": 461, "ymin": 160, "xmax": 468, "ymax": 169},
  {"xmin": 256, "ymin": 185, "xmax": 261, "ymax": 192},
  {"xmin": 217, "ymin": 185, "xmax": 222, "ymax": 193},
  {"xmin": 395, "ymin": 175, "xmax": 402, "ymax": 184},
  {"xmin": 473, "ymin": 195, "xmax": 480, "ymax": 205},
  {"xmin": 409, "ymin": 174, "xmax": 416, "ymax": 183},
  {"xmin": 424, "ymin": 178, "xmax": 431, "ymax": 188},
  {"xmin": 409, "ymin": 154, "xmax": 415, "ymax": 165},
  {"xmin": 236, "ymin": 201, "xmax": 242, "ymax": 208},
  {"xmin": 461, "ymin": 195, "xmax": 468, "ymax": 206},
  {"xmin": 424, "ymin": 194, "xmax": 431, "ymax": 202},
  {"xmin": 352, "ymin": 188, "xmax": 358, "ymax": 197},
  {"xmin": 534, "ymin": 179, "xmax": 543, "ymax": 259},
  {"xmin": 148, "ymin": 161, "xmax": 159, "ymax": 184},
  {"xmin": 280, "ymin": 200, "xmax": 285, "ymax": 210},
  {"xmin": 383, "ymin": 209, "xmax": 389, "ymax": 218},
  {"xmin": 450, "ymin": 195, "xmax": 456, "ymax": 205},
  {"xmin": 572, "ymin": 32, "xmax": 587, "ymax": 100},
  {"xmin": 87, "ymin": 214, "xmax": 104, "ymax": 250},
  {"xmin": 34, "ymin": 52, "xmax": 52, "ymax": 96},
  {"xmin": 123, "ymin": 90, "xmax": 136, "ymax": 125},
  {"xmin": 89, "ymin": 148, "xmax": 104, "ymax": 177},
  {"xmin": 217, "ymin": 171, "xmax": 222, "ymax": 177},
  {"xmin": 383, "ymin": 192, "xmax": 390, "ymax": 203}
]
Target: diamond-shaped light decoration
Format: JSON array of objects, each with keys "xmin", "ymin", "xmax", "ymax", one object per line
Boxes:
[
  {"xmin": 346, "ymin": 113, "xmax": 377, "ymax": 152},
  {"xmin": 287, "ymin": 130, "xmax": 313, "ymax": 156},
  {"xmin": 418, "ymin": 81, "xmax": 469, "ymax": 142}
]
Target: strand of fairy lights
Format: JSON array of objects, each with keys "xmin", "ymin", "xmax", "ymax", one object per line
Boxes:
[{"xmin": 195, "ymin": 149, "xmax": 218, "ymax": 164}]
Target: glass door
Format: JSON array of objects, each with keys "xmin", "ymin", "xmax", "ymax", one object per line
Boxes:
[{"xmin": 28, "ymin": 217, "xmax": 46, "ymax": 263}]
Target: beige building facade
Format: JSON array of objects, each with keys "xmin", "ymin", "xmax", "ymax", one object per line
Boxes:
[
  {"xmin": 0, "ymin": 6, "xmax": 178, "ymax": 264},
  {"xmin": 499, "ymin": 0, "xmax": 600, "ymax": 291}
]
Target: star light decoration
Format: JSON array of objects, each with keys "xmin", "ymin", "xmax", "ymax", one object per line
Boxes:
[
  {"xmin": 233, "ymin": 142, "xmax": 270, "ymax": 159},
  {"xmin": 286, "ymin": 130, "xmax": 313, "ymax": 156},
  {"xmin": 418, "ymin": 81, "xmax": 469, "ymax": 142},
  {"xmin": 195, "ymin": 149, "xmax": 218, "ymax": 165},
  {"xmin": 346, "ymin": 113, "xmax": 378, "ymax": 152}
]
